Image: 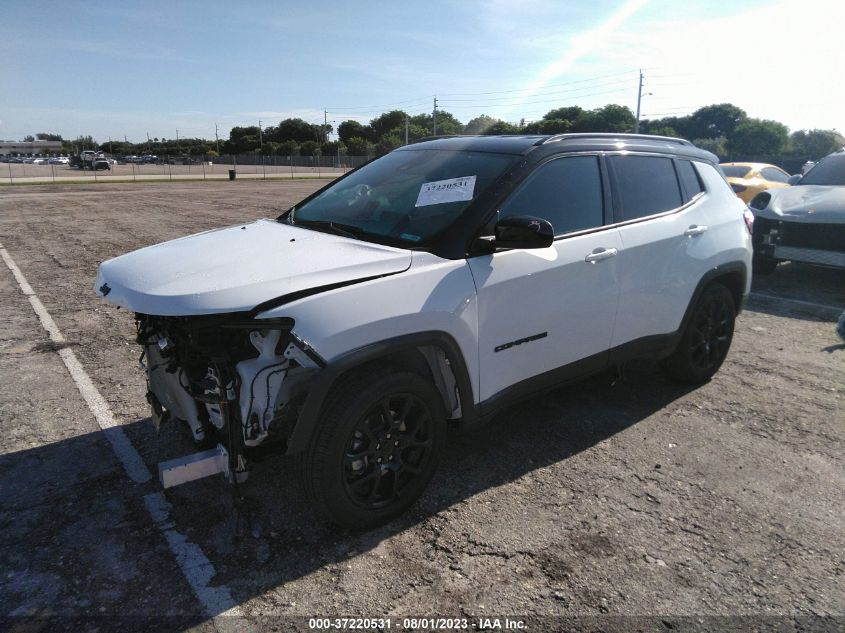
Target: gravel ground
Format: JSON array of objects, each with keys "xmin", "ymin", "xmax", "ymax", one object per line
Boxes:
[{"xmin": 0, "ymin": 182, "xmax": 842, "ymax": 632}]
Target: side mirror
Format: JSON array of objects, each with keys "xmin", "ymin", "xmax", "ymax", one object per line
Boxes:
[
  {"xmin": 787, "ymin": 174, "xmax": 801, "ymax": 186},
  {"xmin": 494, "ymin": 215, "xmax": 554, "ymax": 249}
]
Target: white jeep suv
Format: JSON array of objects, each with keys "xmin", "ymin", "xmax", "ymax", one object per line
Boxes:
[{"xmin": 95, "ymin": 133, "xmax": 752, "ymax": 528}]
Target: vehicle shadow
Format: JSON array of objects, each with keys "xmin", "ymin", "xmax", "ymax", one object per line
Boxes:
[
  {"xmin": 0, "ymin": 360, "xmax": 695, "ymax": 629},
  {"xmin": 749, "ymin": 262, "xmax": 845, "ymax": 322},
  {"xmin": 180, "ymin": 360, "xmax": 694, "ymax": 616}
]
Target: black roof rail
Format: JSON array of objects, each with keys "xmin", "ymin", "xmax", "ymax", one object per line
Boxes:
[{"xmin": 542, "ymin": 133, "xmax": 694, "ymax": 147}]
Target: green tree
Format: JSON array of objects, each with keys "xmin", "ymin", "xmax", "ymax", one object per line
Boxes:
[
  {"xmin": 692, "ymin": 136, "xmax": 728, "ymax": 159},
  {"xmin": 647, "ymin": 126, "xmax": 679, "ymax": 138},
  {"xmin": 269, "ymin": 118, "xmax": 321, "ymax": 144},
  {"xmin": 321, "ymin": 140, "xmax": 345, "ymax": 156},
  {"xmin": 278, "ymin": 140, "xmax": 299, "ymax": 156},
  {"xmin": 727, "ymin": 119, "xmax": 788, "ymax": 156},
  {"xmin": 523, "ymin": 118, "xmax": 571, "ymax": 134},
  {"xmin": 299, "ymin": 140, "xmax": 320, "ymax": 156},
  {"xmin": 375, "ymin": 134, "xmax": 403, "ymax": 155},
  {"xmin": 788, "ymin": 129, "xmax": 845, "ymax": 161},
  {"xmin": 36, "ymin": 132, "xmax": 63, "ymax": 141},
  {"xmin": 261, "ymin": 142, "xmax": 279, "ymax": 156},
  {"xmin": 346, "ymin": 136, "xmax": 369, "ymax": 156},
  {"xmin": 226, "ymin": 126, "xmax": 261, "ymax": 153},
  {"xmin": 543, "ymin": 106, "xmax": 584, "ymax": 122},
  {"xmin": 590, "ymin": 104, "xmax": 636, "ymax": 132},
  {"xmin": 484, "ymin": 120, "xmax": 520, "ymax": 135},
  {"xmin": 23, "ymin": 135, "xmax": 35, "ymax": 142},
  {"xmin": 464, "ymin": 115, "xmax": 498, "ymax": 135},
  {"xmin": 370, "ymin": 111, "xmax": 409, "ymax": 141},
  {"xmin": 689, "ymin": 103, "xmax": 747, "ymax": 140},
  {"xmin": 432, "ymin": 111, "xmax": 464, "ymax": 135},
  {"xmin": 338, "ymin": 120, "xmax": 366, "ymax": 143}
]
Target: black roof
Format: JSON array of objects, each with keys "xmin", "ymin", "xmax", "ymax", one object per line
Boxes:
[{"xmin": 402, "ymin": 133, "xmax": 718, "ymax": 164}]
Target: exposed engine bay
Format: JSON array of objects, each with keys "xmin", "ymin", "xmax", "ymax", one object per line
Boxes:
[{"xmin": 136, "ymin": 313, "xmax": 321, "ymax": 479}]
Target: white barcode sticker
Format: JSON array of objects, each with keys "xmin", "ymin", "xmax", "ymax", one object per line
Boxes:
[{"xmin": 415, "ymin": 175, "xmax": 476, "ymax": 207}]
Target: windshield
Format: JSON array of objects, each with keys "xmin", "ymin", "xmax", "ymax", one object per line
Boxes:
[
  {"xmin": 721, "ymin": 165, "xmax": 752, "ymax": 178},
  {"xmin": 287, "ymin": 149, "xmax": 516, "ymax": 245},
  {"xmin": 799, "ymin": 153, "xmax": 845, "ymax": 185}
]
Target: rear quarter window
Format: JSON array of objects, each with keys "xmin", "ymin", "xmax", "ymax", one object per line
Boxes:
[
  {"xmin": 608, "ymin": 155, "xmax": 683, "ymax": 221},
  {"xmin": 677, "ymin": 160, "xmax": 705, "ymax": 202}
]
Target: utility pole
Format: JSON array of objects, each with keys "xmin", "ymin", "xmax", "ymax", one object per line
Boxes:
[
  {"xmin": 108, "ymin": 136, "xmax": 113, "ymax": 155},
  {"xmin": 324, "ymin": 109, "xmax": 328, "ymax": 143},
  {"xmin": 634, "ymin": 69, "xmax": 644, "ymax": 134},
  {"xmin": 215, "ymin": 123, "xmax": 220, "ymax": 154},
  {"xmin": 176, "ymin": 129, "xmax": 180, "ymax": 152},
  {"xmin": 259, "ymin": 120, "xmax": 263, "ymax": 150},
  {"xmin": 433, "ymin": 97, "xmax": 437, "ymax": 136},
  {"xmin": 405, "ymin": 115, "xmax": 409, "ymax": 145}
]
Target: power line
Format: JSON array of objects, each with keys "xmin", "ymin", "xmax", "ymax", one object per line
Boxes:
[
  {"xmin": 325, "ymin": 95, "xmax": 433, "ymax": 112},
  {"xmin": 438, "ymin": 86, "xmax": 631, "ymax": 110},
  {"xmin": 438, "ymin": 77, "xmax": 635, "ymax": 104},
  {"xmin": 437, "ymin": 69, "xmax": 637, "ymax": 97}
]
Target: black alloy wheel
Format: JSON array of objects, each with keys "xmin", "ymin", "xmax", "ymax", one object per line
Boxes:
[
  {"xmin": 663, "ymin": 283, "xmax": 736, "ymax": 384},
  {"xmin": 299, "ymin": 368, "xmax": 445, "ymax": 529},
  {"xmin": 343, "ymin": 393, "xmax": 434, "ymax": 510}
]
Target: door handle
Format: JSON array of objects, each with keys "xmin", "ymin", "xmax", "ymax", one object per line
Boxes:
[
  {"xmin": 584, "ymin": 247, "xmax": 618, "ymax": 263},
  {"xmin": 684, "ymin": 224, "xmax": 708, "ymax": 237}
]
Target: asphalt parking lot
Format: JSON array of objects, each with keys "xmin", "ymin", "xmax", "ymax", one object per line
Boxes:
[{"xmin": 0, "ymin": 182, "xmax": 843, "ymax": 632}]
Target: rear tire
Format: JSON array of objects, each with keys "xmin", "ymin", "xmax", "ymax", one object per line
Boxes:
[
  {"xmin": 298, "ymin": 367, "xmax": 445, "ymax": 529},
  {"xmin": 662, "ymin": 283, "xmax": 736, "ymax": 385}
]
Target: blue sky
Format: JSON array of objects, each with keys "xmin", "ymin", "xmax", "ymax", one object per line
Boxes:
[{"xmin": 2, "ymin": 0, "xmax": 843, "ymax": 142}]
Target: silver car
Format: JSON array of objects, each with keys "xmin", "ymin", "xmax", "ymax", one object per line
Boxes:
[{"xmin": 749, "ymin": 149, "xmax": 845, "ymax": 273}]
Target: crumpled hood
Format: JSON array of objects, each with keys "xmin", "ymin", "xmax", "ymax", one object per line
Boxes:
[
  {"xmin": 757, "ymin": 185, "xmax": 845, "ymax": 223},
  {"xmin": 95, "ymin": 219, "xmax": 412, "ymax": 315}
]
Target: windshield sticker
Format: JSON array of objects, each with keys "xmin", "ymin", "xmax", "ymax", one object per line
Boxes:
[
  {"xmin": 400, "ymin": 233, "xmax": 421, "ymax": 242},
  {"xmin": 415, "ymin": 175, "xmax": 477, "ymax": 207}
]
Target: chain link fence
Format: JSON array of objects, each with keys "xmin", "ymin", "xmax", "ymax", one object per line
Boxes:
[{"xmin": 1, "ymin": 154, "xmax": 373, "ymax": 184}]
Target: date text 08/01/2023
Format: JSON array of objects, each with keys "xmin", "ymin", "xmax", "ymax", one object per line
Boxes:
[{"xmin": 308, "ymin": 617, "xmax": 527, "ymax": 630}]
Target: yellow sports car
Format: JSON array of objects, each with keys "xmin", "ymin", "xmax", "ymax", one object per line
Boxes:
[{"xmin": 720, "ymin": 162, "xmax": 791, "ymax": 203}]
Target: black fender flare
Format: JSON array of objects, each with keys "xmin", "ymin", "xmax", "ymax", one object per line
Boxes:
[
  {"xmin": 285, "ymin": 331, "xmax": 476, "ymax": 454},
  {"xmin": 671, "ymin": 260, "xmax": 748, "ymax": 351}
]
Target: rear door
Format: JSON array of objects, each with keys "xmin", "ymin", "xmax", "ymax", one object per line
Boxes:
[
  {"xmin": 468, "ymin": 154, "xmax": 622, "ymax": 402},
  {"xmin": 607, "ymin": 154, "xmax": 710, "ymax": 349}
]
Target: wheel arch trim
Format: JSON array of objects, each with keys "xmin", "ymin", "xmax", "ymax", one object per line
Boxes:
[{"xmin": 285, "ymin": 331, "xmax": 475, "ymax": 454}]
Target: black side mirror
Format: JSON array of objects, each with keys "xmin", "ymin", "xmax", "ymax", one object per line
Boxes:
[
  {"xmin": 787, "ymin": 174, "xmax": 801, "ymax": 186},
  {"xmin": 494, "ymin": 215, "xmax": 554, "ymax": 249}
]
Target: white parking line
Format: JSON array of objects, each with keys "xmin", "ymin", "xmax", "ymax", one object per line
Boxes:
[
  {"xmin": 0, "ymin": 242, "xmax": 242, "ymax": 620},
  {"xmin": 749, "ymin": 292, "xmax": 843, "ymax": 316}
]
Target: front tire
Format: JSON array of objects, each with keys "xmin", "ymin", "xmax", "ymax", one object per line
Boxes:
[
  {"xmin": 663, "ymin": 283, "xmax": 736, "ymax": 384},
  {"xmin": 299, "ymin": 367, "xmax": 446, "ymax": 529}
]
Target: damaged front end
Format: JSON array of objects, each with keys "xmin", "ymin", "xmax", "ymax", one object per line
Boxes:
[{"xmin": 136, "ymin": 312, "xmax": 322, "ymax": 485}]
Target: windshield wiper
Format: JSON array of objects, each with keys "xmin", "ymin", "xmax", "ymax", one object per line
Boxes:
[{"xmin": 293, "ymin": 218, "xmax": 363, "ymax": 240}]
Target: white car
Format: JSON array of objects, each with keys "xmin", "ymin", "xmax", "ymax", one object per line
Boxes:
[
  {"xmin": 32, "ymin": 157, "xmax": 49, "ymax": 165},
  {"xmin": 95, "ymin": 133, "xmax": 752, "ymax": 528}
]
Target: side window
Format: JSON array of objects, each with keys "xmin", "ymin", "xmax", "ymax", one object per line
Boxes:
[
  {"xmin": 608, "ymin": 155, "xmax": 683, "ymax": 221},
  {"xmin": 499, "ymin": 155, "xmax": 604, "ymax": 236},
  {"xmin": 761, "ymin": 166, "xmax": 790, "ymax": 183},
  {"xmin": 677, "ymin": 160, "xmax": 705, "ymax": 202}
]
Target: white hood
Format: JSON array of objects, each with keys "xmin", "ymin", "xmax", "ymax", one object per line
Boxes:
[{"xmin": 95, "ymin": 219, "xmax": 412, "ymax": 316}]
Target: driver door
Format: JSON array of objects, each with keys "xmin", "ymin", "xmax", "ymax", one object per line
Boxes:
[{"xmin": 468, "ymin": 155, "xmax": 622, "ymax": 403}]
